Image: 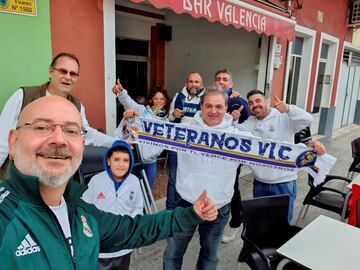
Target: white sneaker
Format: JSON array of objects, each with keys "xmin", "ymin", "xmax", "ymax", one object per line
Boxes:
[{"xmin": 222, "ymin": 227, "xmax": 240, "ymax": 243}]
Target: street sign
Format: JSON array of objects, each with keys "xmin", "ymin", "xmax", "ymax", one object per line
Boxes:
[{"xmin": 0, "ymin": 0, "xmax": 37, "ymax": 16}]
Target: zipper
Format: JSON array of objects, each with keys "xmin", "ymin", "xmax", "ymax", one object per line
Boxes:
[{"xmin": 45, "ymin": 205, "xmax": 77, "ymax": 269}]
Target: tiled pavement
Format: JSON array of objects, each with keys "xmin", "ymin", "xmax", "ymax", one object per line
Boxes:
[{"xmin": 131, "ymin": 124, "xmax": 360, "ymax": 270}]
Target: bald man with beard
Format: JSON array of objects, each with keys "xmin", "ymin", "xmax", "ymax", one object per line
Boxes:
[{"xmin": 0, "ymin": 96, "xmax": 218, "ymax": 269}]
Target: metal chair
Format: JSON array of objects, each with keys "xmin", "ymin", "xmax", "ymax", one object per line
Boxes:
[
  {"xmin": 131, "ymin": 144, "xmax": 158, "ymax": 214},
  {"xmin": 296, "ymin": 175, "xmax": 352, "ymax": 223},
  {"xmin": 347, "ymin": 137, "xmax": 360, "ymax": 179},
  {"xmin": 238, "ymin": 195, "xmax": 303, "ymax": 270}
]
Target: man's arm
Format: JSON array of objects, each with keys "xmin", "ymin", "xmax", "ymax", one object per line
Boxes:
[
  {"xmin": 80, "ymin": 104, "xmax": 117, "ymax": 147},
  {"xmin": 117, "ymin": 89, "xmax": 146, "ymax": 115},
  {"xmin": 112, "ymin": 79, "xmax": 146, "ymax": 114},
  {"xmin": 84, "ymin": 190, "xmax": 217, "ymax": 253},
  {"xmin": 233, "ymin": 116, "xmax": 256, "ymax": 132},
  {"xmin": 168, "ymin": 93, "xmax": 178, "ymax": 122},
  {"xmin": 237, "ymin": 97, "xmax": 250, "ymax": 124},
  {"xmin": 0, "ymin": 89, "xmax": 23, "ymax": 167},
  {"xmin": 286, "ymin": 105, "xmax": 313, "ymax": 133},
  {"xmin": 273, "ymin": 96, "xmax": 313, "ymax": 133}
]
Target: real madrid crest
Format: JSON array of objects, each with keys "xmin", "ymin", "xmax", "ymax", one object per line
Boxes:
[
  {"xmin": 122, "ymin": 118, "xmax": 139, "ymax": 142},
  {"xmin": 81, "ymin": 215, "xmax": 93, "ymax": 237}
]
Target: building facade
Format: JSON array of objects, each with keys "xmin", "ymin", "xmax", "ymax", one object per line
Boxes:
[{"xmin": 0, "ymin": 0, "xmax": 357, "ymax": 137}]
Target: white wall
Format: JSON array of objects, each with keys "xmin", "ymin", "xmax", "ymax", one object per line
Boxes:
[{"xmin": 164, "ymin": 12, "xmax": 260, "ymax": 97}]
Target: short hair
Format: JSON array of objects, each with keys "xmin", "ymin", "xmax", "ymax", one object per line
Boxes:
[
  {"xmin": 187, "ymin": 71, "xmax": 203, "ymax": 83},
  {"xmin": 108, "ymin": 147, "xmax": 130, "ymax": 160},
  {"xmin": 146, "ymin": 87, "xmax": 171, "ymax": 112},
  {"xmin": 214, "ymin": 69, "xmax": 233, "ymax": 82},
  {"xmin": 200, "ymin": 84, "xmax": 228, "ymax": 105},
  {"xmin": 50, "ymin": 52, "xmax": 80, "ymax": 71},
  {"xmin": 247, "ymin": 89, "xmax": 266, "ymax": 100}
]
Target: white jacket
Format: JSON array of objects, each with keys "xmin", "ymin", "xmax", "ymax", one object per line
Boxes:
[
  {"xmin": 176, "ymin": 112, "xmax": 252, "ymax": 208},
  {"xmin": 234, "ymin": 105, "xmax": 313, "ymax": 183},
  {"xmin": 115, "ymin": 89, "xmax": 165, "ymax": 163},
  {"xmin": 0, "ymin": 89, "xmax": 116, "ymax": 167},
  {"xmin": 82, "ymin": 171, "xmax": 143, "ymax": 258}
]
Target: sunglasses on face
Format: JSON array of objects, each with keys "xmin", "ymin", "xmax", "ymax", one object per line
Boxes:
[{"xmin": 53, "ymin": 67, "xmax": 79, "ymax": 79}]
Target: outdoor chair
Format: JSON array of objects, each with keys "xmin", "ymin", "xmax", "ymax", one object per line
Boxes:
[
  {"xmin": 75, "ymin": 145, "xmax": 108, "ymax": 185},
  {"xmin": 296, "ymin": 174, "xmax": 352, "ymax": 223},
  {"xmin": 238, "ymin": 195, "xmax": 303, "ymax": 270},
  {"xmin": 347, "ymin": 137, "xmax": 360, "ymax": 179},
  {"xmin": 294, "ymin": 126, "xmax": 312, "ymax": 145}
]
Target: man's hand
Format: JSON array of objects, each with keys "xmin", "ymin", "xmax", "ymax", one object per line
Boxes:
[
  {"xmin": 308, "ymin": 140, "xmax": 326, "ymax": 155},
  {"xmin": 173, "ymin": 108, "xmax": 184, "ymax": 119},
  {"xmin": 193, "ymin": 190, "xmax": 218, "ymax": 221},
  {"xmin": 273, "ymin": 96, "xmax": 289, "ymax": 113},
  {"xmin": 123, "ymin": 109, "xmax": 139, "ymax": 120},
  {"xmin": 231, "ymin": 105, "xmax": 244, "ymax": 121},
  {"xmin": 112, "ymin": 79, "xmax": 124, "ymax": 95},
  {"xmin": 229, "ymin": 90, "xmax": 240, "ymax": 98}
]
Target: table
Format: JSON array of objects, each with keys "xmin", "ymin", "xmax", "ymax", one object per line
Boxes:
[{"xmin": 276, "ymin": 215, "xmax": 360, "ymax": 270}]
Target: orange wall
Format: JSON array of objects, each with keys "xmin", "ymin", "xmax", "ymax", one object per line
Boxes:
[{"xmin": 49, "ymin": 0, "xmax": 106, "ymax": 130}]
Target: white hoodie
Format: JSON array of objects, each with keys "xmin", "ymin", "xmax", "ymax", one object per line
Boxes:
[
  {"xmin": 234, "ymin": 105, "xmax": 313, "ymax": 183},
  {"xmin": 176, "ymin": 112, "xmax": 252, "ymax": 208}
]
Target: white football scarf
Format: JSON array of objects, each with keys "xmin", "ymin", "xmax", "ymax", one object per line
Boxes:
[{"xmin": 120, "ymin": 117, "xmax": 336, "ymax": 186}]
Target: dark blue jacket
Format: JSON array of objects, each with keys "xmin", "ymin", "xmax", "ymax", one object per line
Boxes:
[{"xmin": 226, "ymin": 88, "xmax": 250, "ymax": 124}]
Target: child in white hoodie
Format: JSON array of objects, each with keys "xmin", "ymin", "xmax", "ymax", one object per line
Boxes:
[{"xmin": 82, "ymin": 140, "xmax": 143, "ymax": 270}]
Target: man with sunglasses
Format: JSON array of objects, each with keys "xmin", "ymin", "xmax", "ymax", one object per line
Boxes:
[{"xmin": 0, "ymin": 52, "xmax": 117, "ymax": 179}]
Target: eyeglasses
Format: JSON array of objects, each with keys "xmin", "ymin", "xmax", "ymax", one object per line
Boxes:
[
  {"xmin": 17, "ymin": 121, "xmax": 87, "ymax": 139},
  {"xmin": 52, "ymin": 67, "xmax": 79, "ymax": 79}
]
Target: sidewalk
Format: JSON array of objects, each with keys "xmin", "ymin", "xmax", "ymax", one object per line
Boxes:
[{"xmin": 131, "ymin": 124, "xmax": 360, "ymax": 270}]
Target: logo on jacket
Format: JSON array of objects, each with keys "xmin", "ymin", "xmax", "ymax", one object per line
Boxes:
[
  {"xmin": 97, "ymin": 192, "xmax": 106, "ymax": 199},
  {"xmin": 0, "ymin": 187, "xmax": 10, "ymax": 204},
  {"xmin": 81, "ymin": 215, "xmax": 93, "ymax": 238},
  {"xmin": 15, "ymin": 234, "xmax": 41, "ymax": 257},
  {"xmin": 129, "ymin": 191, "xmax": 134, "ymax": 201}
]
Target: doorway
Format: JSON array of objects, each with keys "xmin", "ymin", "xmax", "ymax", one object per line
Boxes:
[{"xmin": 115, "ymin": 38, "xmax": 149, "ymax": 125}]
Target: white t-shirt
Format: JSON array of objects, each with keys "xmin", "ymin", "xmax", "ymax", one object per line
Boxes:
[{"xmin": 49, "ymin": 197, "xmax": 74, "ymax": 257}]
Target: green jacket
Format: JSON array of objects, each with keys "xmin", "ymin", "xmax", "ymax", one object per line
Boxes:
[{"xmin": 0, "ymin": 164, "xmax": 202, "ymax": 269}]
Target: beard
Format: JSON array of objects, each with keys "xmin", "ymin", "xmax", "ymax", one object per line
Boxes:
[
  {"xmin": 187, "ymin": 87, "xmax": 199, "ymax": 96},
  {"xmin": 15, "ymin": 147, "xmax": 82, "ymax": 188}
]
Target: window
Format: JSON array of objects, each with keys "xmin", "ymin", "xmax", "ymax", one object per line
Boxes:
[
  {"xmin": 312, "ymin": 44, "xmax": 329, "ymax": 113},
  {"xmin": 286, "ymin": 37, "xmax": 304, "ymax": 105}
]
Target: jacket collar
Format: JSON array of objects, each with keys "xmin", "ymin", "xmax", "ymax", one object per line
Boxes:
[
  {"xmin": 6, "ymin": 162, "xmax": 87, "ymax": 206},
  {"xmin": 181, "ymin": 87, "xmax": 205, "ymax": 99}
]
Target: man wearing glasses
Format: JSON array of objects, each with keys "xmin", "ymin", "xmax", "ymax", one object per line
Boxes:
[
  {"xmin": 0, "ymin": 96, "xmax": 218, "ymax": 269},
  {"xmin": 0, "ymin": 52, "xmax": 117, "ymax": 179}
]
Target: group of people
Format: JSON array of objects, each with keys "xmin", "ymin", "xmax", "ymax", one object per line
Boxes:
[{"xmin": 0, "ymin": 52, "xmax": 326, "ymax": 270}]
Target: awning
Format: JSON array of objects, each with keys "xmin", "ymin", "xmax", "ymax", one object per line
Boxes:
[{"xmin": 131, "ymin": 0, "xmax": 296, "ymax": 41}]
